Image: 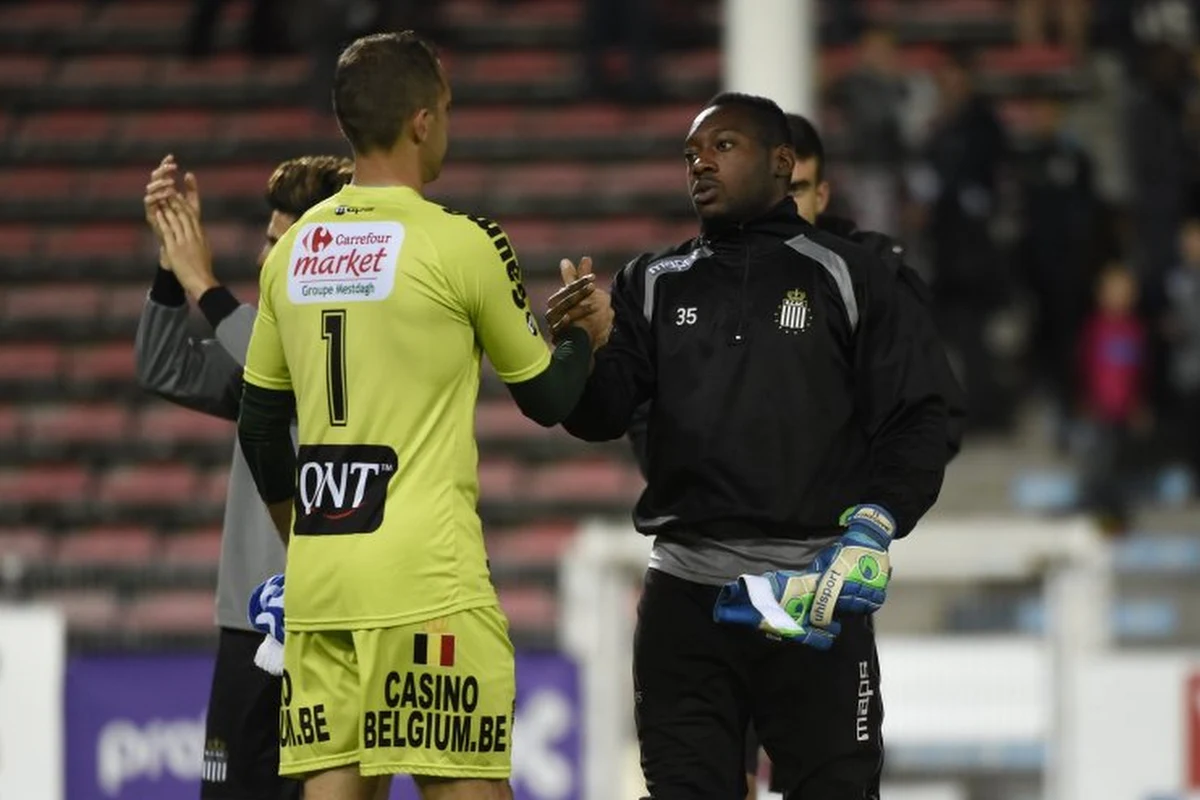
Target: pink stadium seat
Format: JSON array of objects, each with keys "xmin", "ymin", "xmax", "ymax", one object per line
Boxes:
[
  {"xmin": 0, "ymin": 405, "xmax": 18, "ymax": 440},
  {"xmin": 24, "ymin": 403, "xmax": 130, "ymax": 444},
  {"xmin": 57, "ymin": 54, "xmax": 152, "ymax": 87},
  {"xmin": 494, "ymin": 163, "xmax": 590, "ymax": 197},
  {"xmin": 161, "ymin": 527, "xmax": 223, "ymax": 566},
  {"xmin": 630, "ymin": 104, "xmax": 705, "ymax": 138},
  {"xmin": 105, "ymin": 285, "xmax": 152, "ymax": 323},
  {"xmin": 136, "ymin": 404, "xmax": 234, "ymax": 445},
  {"xmin": 478, "ymin": 458, "xmax": 523, "ymax": 499},
  {"xmin": 0, "ymin": 464, "xmax": 91, "ymax": 504},
  {"xmin": 65, "ymin": 342, "xmax": 136, "ymax": 382},
  {"xmin": 0, "ymin": 342, "xmax": 63, "ymax": 381},
  {"xmin": 38, "ymin": 589, "xmax": 121, "ymax": 632},
  {"xmin": 91, "ymin": 1, "xmax": 190, "ymax": 31},
  {"xmin": 3, "ymin": 283, "xmax": 103, "ymax": 325},
  {"xmin": 0, "ymin": 167, "xmax": 76, "ymax": 200},
  {"xmin": 199, "ymin": 164, "xmax": 277, "ymax": 198},
  {"xmin": 158, "ymin": 53, "xmax": 256, "ymax": 87},
  {"xmin": 497, "ymin": 585, "xmax": 557, "ymax": 630},
  {"xmin": 0, "ymin": 56, "xmax": 51, "ymax": 88},
  {"xmin": 449, "ymin": 107, "xmax": 524, "ymax": 138},
  {"xmin": 525, "ymin": 458, "xmax": 634, "ymax": 502},
  {"xmin": 601, "ymin": 161, "xmax": 687, "ymax": 195},
  {"xmin": 56, "ymin": 526, "xmax": 157, "ymax": 566},
  {"xmin": 121, "ymin": 110, "xmax": 217, "ymax": 143},
  {"xmin": 43, "ymin": 223, "xmax": 140, "ymax": 258},
  {"xmin": 83, "ymin": 166, "xmax": 159, "ymax": 200},
  {"xmin": 428, "ymin": 162, "xmax": 491, "ymax": 197},
  {"xmin": 200, "ymin": 468, "xmax": 230, "ymax": 507},
  {"xmin": 0, "ymin": 224, "xmax": 37, "ymax": 259},
  {"xmin": 19, "ymin": 110, "xmax": 116, "ymax": 143},
  {"xmin": 468, "ymin": 51, "xmax": 571, "ymax": 84},
  {"xmin": 522, "ymin": 105, "xmax": 626, "ymax": 138},
  {"xmin": 225, "ymin": 109, "xmax": 321, "ymax": 141},
  {"xmin": 125, "ymin": 589, "xmax": 216, "ymax": 633},
  {"xmin": 488, "ymin": 521, "xmax": 577, "ymax": 565},
  {"xmin": 96, "ymin": 464, "xmax": 197, "ymax": 506},
  {"xmin": 0, "ymin": 527, "xmax": 53, "ymax": 563}
]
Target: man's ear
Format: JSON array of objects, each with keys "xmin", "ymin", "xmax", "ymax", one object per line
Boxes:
[
  {"xmin": 411, "ymin": 108, "xmax": 432, "ymax": 144},
  {"xmin": 774, "ymin": 144, "xmax": 797, "ymax": 180}
]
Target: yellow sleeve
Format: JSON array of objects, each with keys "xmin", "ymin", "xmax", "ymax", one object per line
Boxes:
[
  {"xmin": 453, "ymin": 218, "xmax": 551, "ymax": 384},
  {"xmin": 243, "ymin": 263, "xmax": 292, "ymax": 391}
]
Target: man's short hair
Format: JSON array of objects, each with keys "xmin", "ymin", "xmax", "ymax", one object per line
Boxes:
[
  {"xmin": 333, "ymin": 31, "xmax": 443, "ymax": 155},
  {"xmin": 704, "ymin": 92, "xmax": 792, "ymax": 150},
  {"xmin": 266, "ymin": 155, "xmax": 354, "ymax": 218},
  {"xmin": 785, "ymin": 113, "xmax": 826, "ymax": 181}
]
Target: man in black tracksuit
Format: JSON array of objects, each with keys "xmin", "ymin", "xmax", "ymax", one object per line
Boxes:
[
  {"xmin": 556, "ymin": 94, "xmax": 950, "ymax": 799},
  {"xmin": 622, "ymin": 112, "xmax": 967, "ymax": 798}
]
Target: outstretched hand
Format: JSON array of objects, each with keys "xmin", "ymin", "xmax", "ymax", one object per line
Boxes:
[
  {"xmin": 546, "ymin": 256, "xmax": 613, "ymax": 350},
  {"xmin": 155, "ymin": 196, "xmax": 217, "ymax": 300}
]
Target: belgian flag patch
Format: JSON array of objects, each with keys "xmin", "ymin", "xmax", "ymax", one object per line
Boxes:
[{"xmin": 413, "ymin": 632, "xmax": 455, "ymax": 667}]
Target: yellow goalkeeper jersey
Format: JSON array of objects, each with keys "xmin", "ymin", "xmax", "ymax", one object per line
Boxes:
[{"xmin": 243, "ymin": 184, "xmax": 550, "ymax": 630}]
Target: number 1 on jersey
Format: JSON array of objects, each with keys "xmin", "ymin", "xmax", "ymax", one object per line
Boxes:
[{"xmin": 321, "ymin": 310, "xmax": 348, "ymax": 426}]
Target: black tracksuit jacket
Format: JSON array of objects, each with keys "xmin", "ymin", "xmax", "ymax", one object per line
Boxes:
[{"xmin": 562, "ymin": 200, "xmax": 949, "ymax": 539}]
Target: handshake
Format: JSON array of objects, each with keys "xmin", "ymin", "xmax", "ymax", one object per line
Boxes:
[
  {"xmin": 713, "ymin": 505, "xmax": 895, "ymax": 651},
  {"xmin": 544, "ymin": 256, "xmax": 614, "ymax": 352}
]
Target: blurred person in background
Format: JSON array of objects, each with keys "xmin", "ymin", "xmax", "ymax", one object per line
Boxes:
[
  {"xmin": 550, "ymin": 92, "xmax": 950, "ymax": 800},
  {"xmin": 1015, "ymin": 0, "xmax": 1091, "ymax": 54},
  {"xmin": 1162, "ymin": 217, "xmax": 1200, "ymax": 475},
  {"xmin": 134, "ymin": 153, "xmax": 353, "ymax": 800},
  {"xmin": 583, "ymin": 0, "xmax": 659, "ymax": 102},
  {"xmin": 1077, "ymin": 263, "xmax": 1151, "ymax": 531},
  {"xmin": 827, "ymin": 26, "xmax": 907, "ymax": 236},
  {"xmin": 186, "ymin": 0, "xmax": 287, "ymax": 58},
  {"xmin": 1016, "ymin": 96, "xmax": 1100, "ymax": 448},
  {"xmin": 909, "ymin": 49, "xmax": 1010, "ymax": 433}
]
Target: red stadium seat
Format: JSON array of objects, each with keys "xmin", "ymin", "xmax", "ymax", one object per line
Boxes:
[
  {"xmin": 204, "ymin": 220, "xmax": 256, "ymax": 259},
  {"xmin": 467, "ymin": 51, "xmax": 572, "ymax": 84},
  {"xmin": 124, "ymin": 589, "xmax": 216, "ymax": 633},
  {"xmin": 488, "ymin": 521, "xmax": 577, "ymax": 565},
  {"xmin": 0, "ymin": 56, "xmax": 51, "ymax": 88},
  {"xmin": 427, "ymin": 162, "xmax": 491, "ymax": 197},
  {"xmin": 0, "ymin": 342, "xmax": 63, "ymax": 381},
  {"xmin": 493, "ymin": 163, "xmax": 590, "ymax": 198},
  {"xmin": 521, "ymin": 105, "xmax": 627, "ymax": 138},
  {"xmin": 0, "ymin": 464, "xmax": 91, "ymax": 504},
  {"xmin": 224, "ymin": 109, "xmax": 321, "ymax": 141},
  {"xmin": 497, "ymin": 585, "xmax": 557, "ymax": 631},
  {"xmin": 200, "ymin": 468, "xmax": 230, "ymax": 507},
  {"xmin": 629, "ymin": 104, "xmax": 705, "ymax": 138},
  {"xmin": 37, "ymin": 589, "xmax": 121, "ymax": 632},
  {"xmin": 56, "ymin": 526, "xmax": 157, "ymax": 566},
  {"xmin": 161, "ymin": 527, "xmax": 223, "ymax": 566},
  {"xmin": 121, "ymin": 110, "xmax": 217, "ymax": 144},
  {"xmin": 600, "ymin": 161, "xmax": 687, "ymax": 195},
  {"xmin": 82, "ymin": 166, "xmax": 159, "ymax": 201},
  {"xmin": 0, "ymin": 167, "xmax": 76, "ymax": 200},
  {"xmin": 0, "ymin": 527, "xmax": 53, "ymax": 563},
  {"xmin": 978, "ymin": 45, "xmax": 1075, "ymax": 74},
  {"xmin": 475, "ymin": 400, "xmax": 557, "ymax": 441},
  {"xmin": 96, "ymin": 464, "xmax": 197, "ymax": 506},
  {"xmin": 448, "ymin": 107, "xmax": 524, "ymax": 139},
  {"xmin": 0, "ymin": 2, "xmax": 88, "ymax": 33},
  {"xmin": 196, "ymin": 164, "xmax": 277, "ymax": 198},
  {"xmin": 0, "ymin": 224, "xmax": 38, "ymax": 259},
  {"xmin": 525, "ymin": 458, "xmax": 636, "ymax": 502},
  {"xmin": 65, "ymin": 342, "xmax": 136, "ymax": 382},
  {"xmin": 105, "ymin": 285, "xmax": 152, "ymax": 325},
  {"xmin": 158, "ymin": 53, "xmax": 256, "ymax": 88},
  {"xmin": 478, "ymin": 458, "xmax": 523, "ymax": 499},
  {"xmin": 135, "ymin": 405, "xmax": 235, "ymax": 446},
  {"xmin": 24, "ymin": 403, "xmax": 130, "ymax": 445},
  {"xmin": 43, "ymin": 223, "xmax": 141, "ymax": 258},
  {"xmin": 2, "ymin": 283, "xmax": 104, "ymax": 327},
  {"xmin": 18, "ymin": 111, "xmax": 116, "ymax": 143},
  {"xmin": 57, "ymin": 54, "xmax": 152, "ymax": 87},
  {"xmin": 661, "ymin": 49, "xmax": 721, "ymax": 84},
  {"xmin": 0, "ymin": 405, "xmax": 18, "ymax": 440},
  {"xmin": 91, "ymin": 1, "xmax": 190, "ymax": 32}
]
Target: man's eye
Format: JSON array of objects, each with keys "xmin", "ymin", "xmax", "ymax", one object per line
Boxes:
[
  {"xmin": 716, "ymin": 140, "xmax": 733, "ymax": 151},
  {"xmin": 683, "ymin": 151, "xmax": 698, "ymax": 163}
]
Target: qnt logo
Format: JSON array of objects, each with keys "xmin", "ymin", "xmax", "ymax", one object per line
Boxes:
[
  {"xmin": 293, "ymin": 444, "xmax": 397, "ymax": 535},
  {"xmin": 302, "ymin": 225, "xmax": 334, "ymax": 254}
]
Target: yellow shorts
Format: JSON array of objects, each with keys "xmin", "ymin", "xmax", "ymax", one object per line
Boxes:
[{"xmin": 278, "ymin": 604, "xmax": 515, "ymax": 780}]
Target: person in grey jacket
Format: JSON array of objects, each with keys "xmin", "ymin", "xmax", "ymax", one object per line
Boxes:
[{"xmin": 134, "ymin": 153, "xmax": 352, "ymax": 800}]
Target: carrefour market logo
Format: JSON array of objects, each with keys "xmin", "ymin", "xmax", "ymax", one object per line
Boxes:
[{"xmin": 287, "ymin": 221, "xmax": 404, "ymax": 304}]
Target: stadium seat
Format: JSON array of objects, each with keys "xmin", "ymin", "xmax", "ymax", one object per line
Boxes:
[
  {"xmin": 0, "ymin": 342, "xmax": 63, "ymax": 385},
  {"xmin": 0, "ymin": 527, "xmax": 53, "ymax": 563},
  {"xmin": 1, "ymin": 283, "xmax": 105, "ymax": 337},
  {"xmin": 199, "ymin": 468, "xmax": 230, "ymax": 508},
  {"xmin": 0, "ymin": 464, "xmax": 92, "ymax": 510},
  {"xmin": 124, "ymin": 589, "xmax": 216, "ymax": 633},
  {"xmin": 37, "ymin": 589, "xmax": 121, "ymax": 632},
  {"xmin": 58, "ymin": 54, "xmax": 153, "ymax": 88},
  {"xmin": 65, "ymin": 342, "xmax": 136, "ymax": 383},
  {"xmin": 467, "ymin": 51, "xmax": 573, "ymax": 85},
  {"xmin": 17, "ymin": 110, "xmax": 117, "ymax": 144},
  {"xmin": 478, "ymin": 458, "xmax": 524, "ymax": 499},
  {"xmin": 44, "ymin": 223, "xmax": 141, "ymax": 259},
  {"xmin": 22, "ymin": 403, "xmax": 131, "ymax": 451},
  {"xmin": 224, "ymin": 108, "xmax": 322, "ymax": 141},
  {"xmin": 0, "ymin": 167, "xmax": 75, "ymax": 201},
  {"xmin": 0, "ymin": 224, "xmax": 38, "ymax": 261},
  {"xmin": 160, "ymin": 527, "xmax": 223, "ymax": 567},
  {"xmin": 135, "ymin": 404, "xmax": 235, "ymax": 447},
  {"xmin": 0, "ymin": 404, "xmax": 19, "ymax": 442},
  {"xmin": 90, "ymin": 2, "xmax": 191, "ymax": 33},
  {"xmin": 525, "ymin": 458, "xmax": 637, "ymax": 502},
  {"xmin": 497, "ymin": 584, "xmax": 558, "ymax": 632},
  {"xmin": 56, "ymin": 525, "xmax": 157, "ymax": 567},
  {"xmin": 121, "ymin": 110, "xmax": 218, "ymax": 144},
  {"xmin": 95, "ymin": 464, "xmax": 198, "ymax": 506},
  {"xmin": 105, "ymin": 284, "xmax": 152, "ymax": 329},
  {"xmin": 487, "ymin": 521, "xmax": 577, "ymax": 566}
]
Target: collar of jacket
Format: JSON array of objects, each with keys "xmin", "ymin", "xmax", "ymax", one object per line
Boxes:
[{"xmin": 699, "ymin": 197, "xmax": 808, "ymax": 245}]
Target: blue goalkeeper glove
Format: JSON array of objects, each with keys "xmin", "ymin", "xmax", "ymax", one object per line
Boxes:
[
  {"xmin": 809, "ymin": 504, "xmax": 895, "ymax": 629},
  {"xmin": 247, "ymin": 573, "xmax": 285, "ymax": 676},
  {"xmin": 713, "ymin": 569, "xmax": 841, "ymax": 650}
]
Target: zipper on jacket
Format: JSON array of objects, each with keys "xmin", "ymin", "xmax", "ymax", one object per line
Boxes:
[{"xmin": 730, "ymin": 234, "xmax": 750, "ymax": 345}]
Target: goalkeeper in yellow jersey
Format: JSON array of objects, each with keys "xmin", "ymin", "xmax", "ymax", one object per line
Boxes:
[{"xmin": 237, "ymin": 31, "xmax": 610, "ymax": 800}]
